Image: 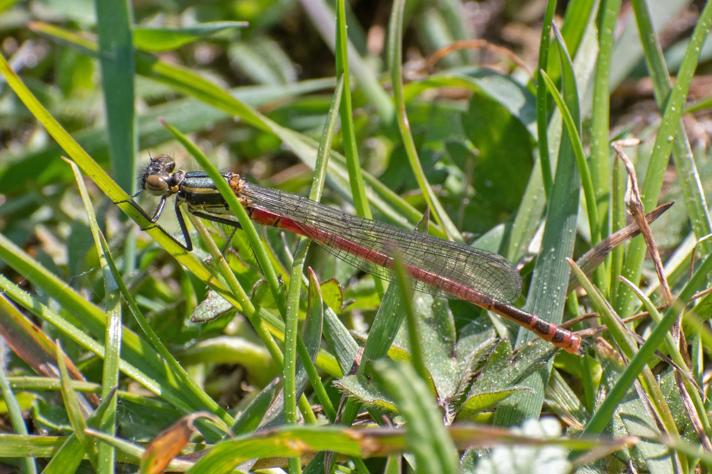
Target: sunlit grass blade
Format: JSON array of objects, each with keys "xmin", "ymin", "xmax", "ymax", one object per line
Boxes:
[
  {"xmin": 282, "ymin": 75, "xmax": 343, "ymax": 430},
  {"xmin": 540, "ymin": 69, "xmax": 598, "ymax": 244},
  {"xmin": 372, "ymin": 360, "xmax": 459, "ymax": 474},
  {"xmin": 584, "ymin": 250, "xmax": 712, "ymax": 435},
  {"xmin": 617, "ymin": 0, "xmax": 712, "ymax": 313},
  {"xmin": 84, "ymin": 428, "xmax": 194, "ymax": 472},
  {"xmin": 162, "ymin": 122, "xmax": 284, "ymax": 310},
  {"xmin": 387, "ymin": 0, "xmax": 462, "ymax": 241},
  {"xmin": 69, "ymin": 159, "xmax": 121, "ymax": 470},
  {"xmin": 589, "ymin": 0, "xmax": 622, "ymax": 241},
  {"xmin": 133, "ymin": 21, "xmax": 248, "ymax": 52},
  {"xmin": 567, "ymin": 258, "xmax": 683, "ymax": 458},
  {"xmin": 43, "ymin": 389, "xmax": 119, "ymax": 473},
  {"xmin": 495, "ymin": 23, "xmax": 585, "ymax": 425},
  {"xmin": 299, "ymin": 0, "xmax": 393, "ymax": 122},
  {"xmin": 0, "ymin": 49, "xmax": 238, "ymax": 304},
  {"xmin": 56, "ymin": 342, "xmax": 97, "ymax": 468},
  {"xmin": 0, "ymin": 325, "xmax": 37, "ymax": 474},
  {"xmin": 619, "ymin": 277, "xmax": 712, "ymax": 442},
  {"xmin": 534, "ymin": 0, "xmax": 557, "ymax": 197},
  {"xmin": 335, "ymin": 0, "xmax": 374, "ymax": 224}
]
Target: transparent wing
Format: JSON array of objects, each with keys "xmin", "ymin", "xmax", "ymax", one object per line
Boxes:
[{"xmin": 240, "ymin": 183, "xmax": 522, "ymax": 303}]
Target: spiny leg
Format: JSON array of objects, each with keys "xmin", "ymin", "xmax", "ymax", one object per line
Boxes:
[{"xmin": 174, "ymin": 199, "xmax": 193, "ymax": 251}]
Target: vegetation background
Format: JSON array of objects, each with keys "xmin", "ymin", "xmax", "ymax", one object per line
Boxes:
[{"xmin": 0, "ymin": 0, "xmax": 711, "ymax": 473}]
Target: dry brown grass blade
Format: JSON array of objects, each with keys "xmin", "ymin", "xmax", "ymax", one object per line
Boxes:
[
  {"xmin": 141, "ymin": 412, "xmax": 222, "ymax": 474},
  {"xmin": 421, "ymin": 39, "xmax": 532, "ymax": 76},
  {"xmin": 675, "ymin": 371, "xmax": 712, "ymax": 451},
  {"xmin": 0, "ymin": 295, "xmax": 99, "ymax": 406},
  {"xmin": 567, "ymin": 201, "xmax": 673, "ymax": 293},
  {"xmin": 612, "ymin": 138, "xmax": 673, "ymax": 305}
]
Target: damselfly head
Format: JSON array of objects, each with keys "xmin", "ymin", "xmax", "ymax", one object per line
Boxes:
[{"xmin": 141, "ymin": 154, "xmax": 182, "ymax": 197}]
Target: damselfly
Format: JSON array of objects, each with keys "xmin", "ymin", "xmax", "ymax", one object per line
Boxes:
[{"xmin": 138, "ymin": 155, "xmax": 582, "ymax": 354}]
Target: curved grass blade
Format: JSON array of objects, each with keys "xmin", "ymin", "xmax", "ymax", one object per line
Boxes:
[
  {"xmin": 617, "ymin": 0, "xmax": 712, "ymax": 313},
  {"xmin": 387, "ymin": 0, "xmax": 462, "ymax": 241},
  {"xmin": 372, "ymin": 360, "xmax": 459, "ymax": 474},
  {"xmin": 584, "ymin": 250, "xmax": 712, "ymax": 435},
  {"xmin": 495, "ymin": 22, "xmax": 585, "ymax": 425},
  {"xmin": 133, "ymin": 21, "xmax": 248, "ymax": 52},
  {"xmin": 56, "ymin": 342, "xmax": 97, "ymax": 469},
  {"xmin": 0, "ymin": 303, "xmax": 38, "ymax": 474}
]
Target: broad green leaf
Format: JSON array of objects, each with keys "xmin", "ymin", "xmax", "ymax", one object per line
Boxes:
[
  {"xmin": 318, "ymin": 279, "xmax": 343, "ymax": 313},
  {"xmin": 461, "ymin": 90, "xmax": 535, "ymax": 217}
]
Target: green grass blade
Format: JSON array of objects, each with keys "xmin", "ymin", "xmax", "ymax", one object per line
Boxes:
[
  {"xmin": 231, "ymin": 381, "xmax": 280, "ymax": 435},
  {"xmin": 299, "ymin": 0, "xmax": 393, "ymax": 122},
  {"xmin": 0, "ymin": 332, "xmax": 37, "ymax": 474},
  {"xmin": 43, "ymin": 390, "xmax": 120, "ymax": 473},
  {"xmin": 390, "ymin": 248, "xmax": 430, "ymax": 385},
  {"xmin": 162, "ymin": 128, "xmax": 322, "ymax": 424},
  {"xmin": 133, "ymin": 21, "xmax": 247, "ymax": 52},
  {"xmin": 0, "ymin": 48, "xmax": 235, "ymax": 304},
  {"xmin": 84, "ymin": 428, "xmax": 193, "ymax": 471},
  {"xmin": 621, "ymin": 278, "xmax": 712, "ymax": 438},
  {"xmin": 495, "ymin": 27, "xmax": 584, "ymax": 424},
  {"xmin": 56, "ymin": 342, "xmax": 97, "ymax": 467},
  {"xmin": 589, "ymin": 0, "xmax": 622, "ymax": 240},
  {"xmin": 42, "ymin": 434, "xmax": 85, "ymax": 474},
  {"xmin": 387, "ymin": 0, "xmax": 462, "ymax": 241},
  {"xmin": 335, "ymin": 0, "xmax": 372, "ymax": 223},
  {"xmin": 0, "ymin": 272, "xmax": 213, "ymax": 418},
  {"xmin": 70, "ymin": 161, "xmax": 121, "ymax": 472},
  {"xmin": 617, "ymin": 0, "xmax": 712, "ymax": 313},
  {"xmin": 559, "ymin": 0, "xmax": 596, "ymax": 58},
  {"xmin": 28, "ymin": 22, "xmax": 435, "ymax": 238},
  {"xmin": 341, "ymin": 275, "xmax": 404, "ymax": 424},
  {"xmin": 162, "ymin": 122, "xmax": 284, "ymax": 313},
  {"xmin": 585, "ymin": 251, "xmax": 712, "ymax": 435},
  {"xmin": 568, "ymin": 261, "xmax": 683, "ymax": 456},
  {"xmin": 283, "ymin": 75, "xmax": 344, "ymax": 431},
  {"xmin": 372, "ymin": 360, "xmax": 459, "ymax": 474},
  {"xmin": 95, "ymin": 0, "xmax": 136, "ymax": 194},
  {"xmin": 97, "ymin": 233, "xmax": 231, "ymax": 427},
  {"xmin": 540, "ymin": 69, "xmax": 598, "ymax": 242},
  {"xmin": 322, "ymin": 305, "xmax": 359, "ymax": 374},
  {"xmin": 304, "ymin": 270, "xmax": 335, "ymax": 421},
  {"xmin": 534, "ymin": 0, "xmax": 557, "ymax": 197},
  {"xmin": 0, "ymin": 49, "xmax": 326, "ymax": 395}
]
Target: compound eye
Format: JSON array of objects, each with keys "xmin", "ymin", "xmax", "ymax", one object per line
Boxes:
[
  {"xmin": 157, "ymin": 155, "xmax": 175, "ymax": 172},
  {"xmin": 144, "ymin": 174, "xmax": 169, "ymax": 195}
]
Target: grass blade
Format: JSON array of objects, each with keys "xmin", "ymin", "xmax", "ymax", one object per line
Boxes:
[
  {"xmin": 0, "ymin": 329, "xmax": 37, "ymax": 474},
  {"xmin": 617, "ymin": 0, "xmax": 712, "ymax": 313},
  {"xmin": 372, "ymin": 360, "xmax": 459, "ymax": 474},
  {"xmin": 387, "ymin": 0, "xmax": 462, "ymax": 241}
]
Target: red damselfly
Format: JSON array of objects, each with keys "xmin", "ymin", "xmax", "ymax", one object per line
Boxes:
[{"xmin": 137, "ymin": 155, "xmax": 582, "ymax": 354}]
